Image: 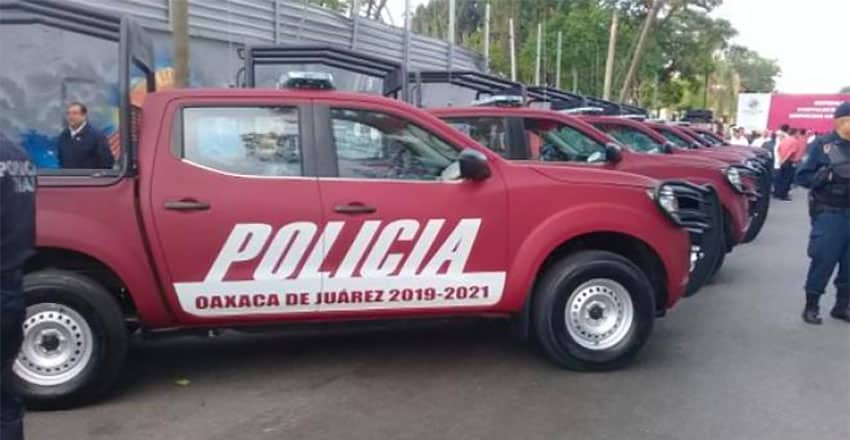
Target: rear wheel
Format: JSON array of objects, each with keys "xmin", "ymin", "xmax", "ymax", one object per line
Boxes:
[
  {"xmin": 13, "ymin": 270, "xmax": 128, "ymax": 409},
  {"xmin": 532, "ymin": 250, "xmax": 656, "ymax": 371}
]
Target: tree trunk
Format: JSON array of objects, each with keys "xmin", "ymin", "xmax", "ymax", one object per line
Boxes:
[{"xmin": 618, "ymin": 0, "xmax": 665, "ymax": 102}]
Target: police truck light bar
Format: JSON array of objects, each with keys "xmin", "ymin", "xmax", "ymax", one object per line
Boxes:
[
  {"xmin": 471, "ymin": 95, "xmax": 524, "ymax": 107},
  {"xmin": 279, "ymin": 72, "xmax": 335, "ymax": 90}
]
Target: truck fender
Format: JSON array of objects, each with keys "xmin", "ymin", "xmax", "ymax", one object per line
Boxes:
[
  {"xmin": 502, "ymin": 202, "xmax": 685, "ymax": 312},
  {"xmin": 34, "ymin": 209, "xmax": 175, "ymax": 327}
]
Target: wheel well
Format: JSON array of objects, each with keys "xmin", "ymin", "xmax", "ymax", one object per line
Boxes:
[
  {"xmin": 24, "ymin": 248, "xmax": 137, "ymax": 318},
  {"xmin": 538, "ymin": 232, "xmax": 668, "ymax": 310}
]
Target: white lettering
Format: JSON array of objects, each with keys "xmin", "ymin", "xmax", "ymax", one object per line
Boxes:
[
  {"xmin": 360, "ymin": 219, "xmax": 419, "ymax": 277},
  {"xmin": 334, "ymin": 220, "xmax": 380, "ymax": 278},
  {"xmin": 253, "ymin": 222, "xmax": 317, "ymax": 280},
  {"xmin": 204, "ymin": 224, "xmax": 272, "ymax": 282},
  {"xmin": 421, "ymin": 219, "xmax": 481, "ymax": 275},
  {"xmin": 299, "ymin": 221, "xmax": 344, "ymax": 280},
  {"xmin": 399, "ymin": 219, "xmax": 445, "ymax": 275}
]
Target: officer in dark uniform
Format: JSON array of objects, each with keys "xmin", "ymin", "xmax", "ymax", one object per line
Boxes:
[
  {"xmin": 796, "ymin": 102, "xmax": 850, "ymax": 324},
  {"xmin": 1, "ymin": 134, "xmax": 36, "ymax": 440}
]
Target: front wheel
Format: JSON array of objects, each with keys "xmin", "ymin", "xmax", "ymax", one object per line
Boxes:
[
  {"xmin": 532, "ymin": 250, "xmax": 656, "ymax": 371},
  {"xmin": 13, "ymin": 270, "xmax": 128, "ymax": 409}
]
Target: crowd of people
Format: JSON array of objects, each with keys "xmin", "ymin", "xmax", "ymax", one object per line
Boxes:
[{"xmin": 726, "ymin": 125, "xmax": 822, "ymax": 201}]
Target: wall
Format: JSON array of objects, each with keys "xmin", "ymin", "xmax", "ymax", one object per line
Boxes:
[{"xmin": 0, "ymin": 0, "xmax": 484, "ymax": 167}]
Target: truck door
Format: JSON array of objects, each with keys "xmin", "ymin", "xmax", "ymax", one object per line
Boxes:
[
  {"xmin": 146, "ymin": 99, "xmax": 324, "ymax": 323},
  {"xmin": 311, "ymin": 100, "xmax": 509, "ymax": 317}
]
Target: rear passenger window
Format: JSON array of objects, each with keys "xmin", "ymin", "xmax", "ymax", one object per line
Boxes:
[
  {"xmin": 180, "ymin": 107, "xmax": 301, "ymax": 177},
  {"xmin": 444, "ymin": 117, "xmax": 509, "ymax": 158},
  {"xmin": 329, "ymin": 108, "xmax": 459, "ymax": 181}
]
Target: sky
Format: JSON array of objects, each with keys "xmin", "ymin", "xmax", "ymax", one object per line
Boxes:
[
  {"xmin": 388, "ymin": 0, "xmax": 850, "ymax": 94},
  {"xmin": 711, "ymin": 0, "xmax": 850, "ymax": 94}
]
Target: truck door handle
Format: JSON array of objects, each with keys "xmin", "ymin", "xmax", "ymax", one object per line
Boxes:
[
  {"xmin": 334, "ymin": 203, "xmax": 376, "ymax": 215},
  {"xmin": 164, "ymin": 199, "xmax": 211, "ymax": 211}
]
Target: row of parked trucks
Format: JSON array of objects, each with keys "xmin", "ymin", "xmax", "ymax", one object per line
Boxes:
[{"xmin": 2, "ymin": 1, "xmax": 772, "ymax": 409}]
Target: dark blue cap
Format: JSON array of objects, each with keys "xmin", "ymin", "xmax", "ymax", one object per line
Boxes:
[{"xmin": 835, "ymin": 101, "xmax": 850, "ymax": 119}]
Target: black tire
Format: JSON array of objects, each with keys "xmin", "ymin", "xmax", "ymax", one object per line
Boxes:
[
  {"xmin": 532, "ymin": 250, "xmax": 656, "ymax": 371},
  {"xmin": 13, "ymin": 270, "xmax": 128, "ymax": 410},
  {"xmin": 741, "ymin": 188, "xmax": 770, "ymax": 243},
  {"xmin": 708, "ymin": 248, "xmax": 726, "ymax": 282}
]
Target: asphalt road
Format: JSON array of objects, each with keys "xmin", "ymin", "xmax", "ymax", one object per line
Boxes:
[{"xmin": 28, "ymin": 195, "xmax": 850, "ymax": 440}]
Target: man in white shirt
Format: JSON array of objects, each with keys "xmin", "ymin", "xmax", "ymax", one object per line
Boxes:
[{"xmin": 730, "ymin": 127, "xmax": 750, "ymax": 145}]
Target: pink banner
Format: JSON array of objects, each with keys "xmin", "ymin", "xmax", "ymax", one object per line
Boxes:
[{"xmin": 767, "ymin": 94, "xmax": 850, "ymax": 133}]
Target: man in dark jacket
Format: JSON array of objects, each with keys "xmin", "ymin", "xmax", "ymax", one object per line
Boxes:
[
  {"xmin": 796, "ymin": 102, "xmax": 850, "ymax": 324},
  {"xmin": 57, "ymin": 102, "xmax": 114, "ymax": 169},
  {"xmin": 1, "ymin": 134, "xmax": 36, "ymax": 440}
]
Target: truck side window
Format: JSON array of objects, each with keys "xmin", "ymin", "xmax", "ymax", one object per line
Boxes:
[
  {"xmin": 443, "ymin": 117, "xmax": 509, "ymax": 158},
  {"xmin": 526, "ymin": 119, "xmax": 607, "ymax": 164},
  {"xmin": 329, "ymin": 108, "xmax": 459, "ymax": 181},
  {"xmin": 180, "ymin": 107, "xmax": 301, "ymax": 177},
  {"xmin": 595, "ymin": 124, "xmax": 663, "ymax": 154}
]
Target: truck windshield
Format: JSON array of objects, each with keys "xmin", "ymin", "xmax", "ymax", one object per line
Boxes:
[
  {"xmin": 659, "ymin": 129, "xmax": 692, "ymax": 148},
  {"xmin": 527, "ymin": 120, "xmax": 608, "ymax": 164},
  {"xmin": 593, "ymin": 124, "xmax": 664, "ymax": 154}
]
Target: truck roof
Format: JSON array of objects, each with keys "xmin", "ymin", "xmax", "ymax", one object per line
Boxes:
[{"xmin": 143, "ymin": 87, "xmax": 404, "ymax": 107}]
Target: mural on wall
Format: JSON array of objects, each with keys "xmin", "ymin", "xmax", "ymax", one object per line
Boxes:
[
  {"xmin": 0, "ymin": 18, "xmax": 408, "ymax": 169},
  {"xmin": 0, "ymin": 24, "xmax": 239, "ymax": 169}
]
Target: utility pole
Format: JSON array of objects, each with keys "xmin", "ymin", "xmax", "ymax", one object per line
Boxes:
[
  {"xmin": 447, "ymin": 0, "xmax": 455, "ymax": 69},
  {"xmin": 509, "ymin": 18, "xmax": 517, "ymax": 81},
  {"xmin": 483, "ymin": 3, "xmax": 490, "ymax": 71},
  {"xmin": 448, "ymin": 0, "xmax": 455, "ymax": 45},
  {"xmin": 171, "ymin": 0, "xmax": 189, "ymax": 88},
  {"xmin": 619, "ymin": 0, "xmax": 664, "ymax": 101},
  {"xmin": 602, "ymin": 11, "xmax": 618, "ymax": 100},
  {"xmin": 555, "ymin": 31, "xmax": 562, "ymax": 89},
  {"xmin": 534, "ymin": 23, "xmax": 542, "ymax": 85}
]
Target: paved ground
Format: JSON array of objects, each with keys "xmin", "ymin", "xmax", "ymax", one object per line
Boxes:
[{"xmin": 28, "ymin": 196, "xmax": 850, "ymax": 440}]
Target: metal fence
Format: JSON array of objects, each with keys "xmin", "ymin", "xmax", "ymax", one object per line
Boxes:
[{"xmin": 67, "ymin": 0, "xmax": 484, "ymax": 71}]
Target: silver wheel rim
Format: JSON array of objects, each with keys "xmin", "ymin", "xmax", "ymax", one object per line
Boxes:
[
  {"xmin": 13, "ymin": 303, "xmax": 95, "ymax": 386},
  {"xmin": 564, "ymin": 279, "xmax": 634, "ymax": 350}
]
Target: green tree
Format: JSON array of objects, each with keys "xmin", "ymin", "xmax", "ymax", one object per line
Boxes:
[
  {"xmin": 839, "ymin": 86, "xmax": 850, "ymax": 94},
  {"xmin": 725, "ymin": 45, "xmax": 780, "ymax": 92}
]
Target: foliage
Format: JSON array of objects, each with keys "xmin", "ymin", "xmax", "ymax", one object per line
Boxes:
[
  {"xmin": 839, "ymin": 86, "xmax": 850, "ymax": 94},
  {"xmin": 725, "ymin": 45, "xmax": 780, "ymax": 93},
  {"xmin": 307, "ymin": 0, "xmax": 783, "ymax": 118}
]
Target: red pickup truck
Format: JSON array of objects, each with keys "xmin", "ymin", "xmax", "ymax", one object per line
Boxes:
[
  {"xmin": 581, "ymin": 116, "xmax": 769, "ymax": 245},
  {"xmin": 11, "ymin": 18, "xmax": 699, "ymax": 409}
]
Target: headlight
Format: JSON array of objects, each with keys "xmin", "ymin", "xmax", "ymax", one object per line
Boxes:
[
  {"xmin": 648, "ymin": 185, "xmax": 680, "ymax": 224},
  {"xmin": 724, "ymin": 167, "xmax": 744, "ymax": 193}
]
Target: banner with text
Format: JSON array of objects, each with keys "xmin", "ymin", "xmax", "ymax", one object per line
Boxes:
[{"xmin": 766, "ymin": 94, "xmax": 850, "ymax": 133}]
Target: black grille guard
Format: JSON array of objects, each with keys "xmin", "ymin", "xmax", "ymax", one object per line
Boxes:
[{"xmin": 661, "ymin": 180, "xmax": 716, "ymax": 236}]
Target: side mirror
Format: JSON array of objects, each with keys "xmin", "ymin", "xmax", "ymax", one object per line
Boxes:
[
  {"xmin": 604, "ymin": 143, "xmax": 623, "ymax": 163},
  {"xmin": 459, "ymin": 148, "xmax": 491, "ymax": 181},
  {"xmin": 663, "ymin": 141, "xmax": 675, "ymax": 154}
]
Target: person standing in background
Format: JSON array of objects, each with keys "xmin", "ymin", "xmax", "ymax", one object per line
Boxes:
[
  {"xmin": 730, "ymin": 127, "xmax": 750, "ymax": 145},
  {"xmin": 796, "ymin": 102, "xmax": 850, "ymax": 324},
  {"xmin": 57, "ymin": 102, "xmax": 114, "ymax": 169},
  {"xmin": 751, "ymin": 130, "xmax": 770, "ymax": 148},
  {"xmin": 1, "ymin": 135, "xmax": 36, "ymax": 440},
  {"xmin": 774, "ymin": 128, "xmax": 800, "ymax": 200}
]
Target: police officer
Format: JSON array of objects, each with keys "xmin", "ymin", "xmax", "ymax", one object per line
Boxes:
[
  {"xmin": 1, "ymin": 134, "xmax": 36, "ymax": 440},
  {"xmin": 796, "ymin": 102, "xmax": 850, "ymax": 324}
]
